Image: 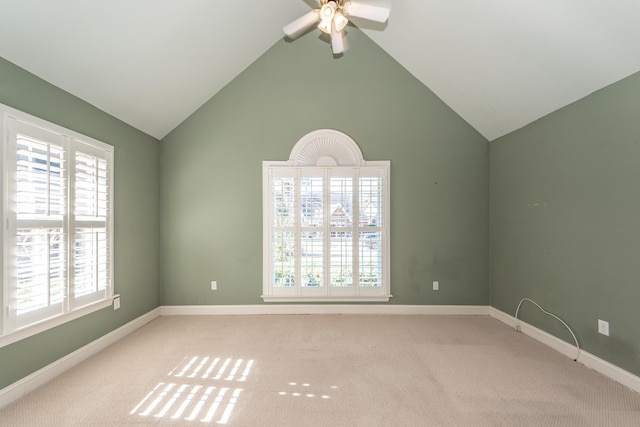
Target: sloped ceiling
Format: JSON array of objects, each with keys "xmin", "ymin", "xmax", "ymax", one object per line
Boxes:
[{"xmin": 1, "ymin": 0, "xmax": 639, "ymax": 141}]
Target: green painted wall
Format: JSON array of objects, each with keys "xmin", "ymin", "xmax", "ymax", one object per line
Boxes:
[
  {"xmin": 3, "ymin": 16, "xmax": 639, "ymax": 396},
  {"xmin": 160, "ymin": 27, "xmax": 489, "ymax": 306},
  {"xmin": 490, "ymin": 71, "xmax": 640, "ymax": 376},
  {"xmin": 0, "ymin": 57, "xmax": 161, "ymax": 389}
]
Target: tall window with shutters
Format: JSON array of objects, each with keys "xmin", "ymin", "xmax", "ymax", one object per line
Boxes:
[
  {"xmin": 263, "ymin": 130, "xmax": 390, "ymax": 302},
  {"xmin": 1, "ymin": 104, "xmax": 113, "ymax": 341}
]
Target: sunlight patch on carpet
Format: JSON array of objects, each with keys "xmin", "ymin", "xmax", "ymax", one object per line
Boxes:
[{"xmin": 130, "ymin": 356, "xmax": 253, "ymax": 424}]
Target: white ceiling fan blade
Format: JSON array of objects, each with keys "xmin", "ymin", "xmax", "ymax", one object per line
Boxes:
[
  {"xmin": 283, "ymin": 10, "xmax": 320, "ymax": 39},
  {"xmin": 344, "ymin": 1, "xmax": 390, "ymax": 23},
  {"xmin": 331, "ymin": 24, "xmax": 345, "ymax": 54}
]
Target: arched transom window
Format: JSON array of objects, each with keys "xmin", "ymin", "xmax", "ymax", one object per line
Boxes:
[{"xmin": 262, "ymin": 130, "xmax": 390, "ymax": 302}]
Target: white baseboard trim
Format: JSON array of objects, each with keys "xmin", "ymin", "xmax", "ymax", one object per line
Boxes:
[
  {"xmin": 489, "ymin": 307, "xmax": 640, "ymax": 394},
  {"xmin": 0, "ymin": 307, "xmax": 161, "ymax": 410},
  {"xmin": 159, "ymin": 304, "xmax": 491, "ymax": 316}
]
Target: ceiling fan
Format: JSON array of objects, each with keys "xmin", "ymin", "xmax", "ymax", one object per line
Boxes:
[{"xmin": 283, "ymin": 0, "xmax": 390, "ymax": 55}]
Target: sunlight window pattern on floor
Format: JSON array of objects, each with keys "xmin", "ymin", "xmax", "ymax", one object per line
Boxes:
[{"xmin": 130, "ymin": 356, "xmax": 253, "ymax": 424}]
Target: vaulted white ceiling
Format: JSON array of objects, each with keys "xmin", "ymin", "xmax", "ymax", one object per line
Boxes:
[{"xmin": 1, "ymin": 1, "xmax": 639, "ymax": 141}]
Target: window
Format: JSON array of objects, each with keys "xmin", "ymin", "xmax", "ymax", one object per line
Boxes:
[
  {"xmin": 1, "ymin": 103, "xmax": 114, "ymax": 344},
  {"xmin": 263, "ymin": 130, "xmax": 390, "ymax": 301}
]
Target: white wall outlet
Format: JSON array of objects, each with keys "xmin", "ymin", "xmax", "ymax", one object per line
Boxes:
[
  {"xmin": 598, "ymin": 319, "xmax": 609, "ymax": 336},
  {"xmin": 113, "ymin": 296, "xmax": 120, "ymax": 310},
  {"xmin": 433, "ymin": 281, "xmax": 439, "ymax": 291},
  {"xmin": 211, "ymin": 281, "xmax": 217, "ymax": 291}
]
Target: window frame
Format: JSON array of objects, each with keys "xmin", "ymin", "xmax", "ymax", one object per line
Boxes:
[
  {"xmin": 262, "ymin": 129, "xmax": 391, "ymax": 302},
  {"xmin": 1, "ymin": 103, "xmax": 114, "ymax": 348}
]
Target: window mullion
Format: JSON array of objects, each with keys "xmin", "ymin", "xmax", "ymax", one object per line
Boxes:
[
  {"xmin": 323, "ymin": 169, "xmax": 330, "ymax": 292},
  {"xmin": 353, "ymin": 168, "xmax": 360, "ymax": 292},
  {"xmin": 94, "ymin": 160, "xmax": 99, "ymax": 218},
  {"xmin": 383, "ymin": 170, "xmax": 390, "ymax": 290},
  {"xmin": 45, "ymin": 145, "xmax": 53, "ymax": 307},
  {"xmin": 46, "ymin": 145, "xmax": 51, "ymax": 217},
  {"xmin": 294, "ymin": 168, "xmax": 301, "ymax": 294},
  {"xmin": 66, "ymin": 138, "xmax": 75, "ymax": 313},
  {"xmin": 4, "ymin": 117, "xmax": 18, "ymax": 333},
  {"xmin": 93, "ymin": 228, "xmax": 98, "ymax": 295}
]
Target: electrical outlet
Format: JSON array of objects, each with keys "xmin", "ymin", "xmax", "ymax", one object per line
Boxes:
[
  {"xmin": 113, "ymin": 296, "xmax": 120, "ymax": 310},
  {"xmin": 598, "ymin": 319, "xmax": 609, "ymax": 336},
  {"xmin": 433, "ymin": 281, "xmax": 439, "ymax": 291},
  {"xmin": 211, "ymin": 281, "xmax": 217, "ymax": 291}
]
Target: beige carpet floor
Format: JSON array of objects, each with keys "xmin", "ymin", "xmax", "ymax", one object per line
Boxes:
[{"xmin": 1, "ymin": 315, "xmax": 640, "ymax": 426}]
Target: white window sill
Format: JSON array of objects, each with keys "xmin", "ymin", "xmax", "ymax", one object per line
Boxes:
[
  {"xmin": 262, "ymin": 295, "xmax": 392, "ymax": 303},
  {"xmin": 0, "ymin": 297, "xmax": 115, "ymax": 349}
]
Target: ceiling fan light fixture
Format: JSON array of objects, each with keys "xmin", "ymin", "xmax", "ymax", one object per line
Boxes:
[
  {"xmin": 334, "ymin": 12, "xmax": 349, "ymax": 32},
  {"xmin": 317, "ymin": 20, "xmax": 331, "ymax": 35},
  {"xmin": 320, "ymin": 2, "xmax": 337, "ymax": 22},
  {"xmin": 317, "ymin": 1, "xmax": 337, "ymax": 34}
]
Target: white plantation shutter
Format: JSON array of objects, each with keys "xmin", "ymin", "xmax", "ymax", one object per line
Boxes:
[
  {"xmin": 271, "ymin": 171, "xmax": 296, "ymax": 290},
  {"xmin": 358, "ymin": 173, "xmax": 384, "ymax": 288},
  {"xmin": 3, "ymin": 112, "xmax": 113, "ymax": 335},
  {"xmin": 263, "ymin": 165, "xmax": 390, "ymax": 301},
  {"xmin": 329, "ymin": 173, "xmax": 354, "ymax": 289},
  {"xmin": 13, "ymin": 126, "xmax": 67, "ymax": 327},
  {"xmin": 71, "ymin": 143, "xmax": 111, "ymax": 308},
  {"xmin": 264, "ymin": 130, "xmax": 389, "ymax": 302}
]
